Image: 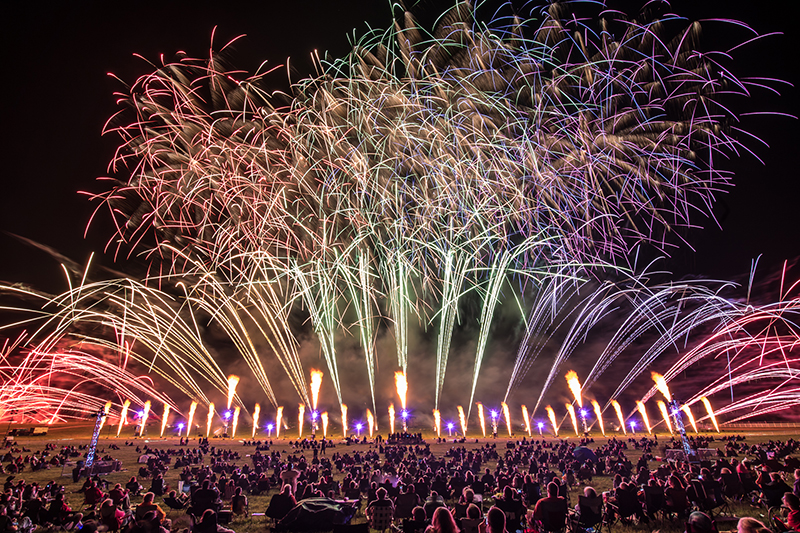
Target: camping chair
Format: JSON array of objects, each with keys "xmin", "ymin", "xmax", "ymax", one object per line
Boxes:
[
  {"xmin": 609, "ymin": 490, "xmax": 643, "ymax": 526},
  {"xmin": 460, "ymin": 517, "xmax": 481, "ymax": 533},
  {"xmin": 366, "ymin": 504, "xmax": 394, "ymax": 532},
  {"xmin": 570, "ymin": 495, "xmax": 606, "ymax": 533},
  {"xmin": 719, "ymin": 473, "xmax": 743, "ymax": 502},
  {"xmin": 643, "ymin": 486, "xmax": 666, "ymax": 522},
  {"xmin": 536, "ymin": 502, "xmax": 569, "ymax": 533}
]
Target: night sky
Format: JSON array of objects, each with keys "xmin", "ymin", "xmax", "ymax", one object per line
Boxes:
[
  {"xmin": 0, "ymin": 0, "xmax": 798, "ymax": 419},
  {"xmin": 1, "ymin": 0, "xmax": 797, "ymax": 291}
]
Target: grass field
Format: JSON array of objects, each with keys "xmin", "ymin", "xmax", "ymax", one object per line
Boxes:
[{"xmin": 5, "ymin": 424, "xmax": 797, "ymax": 533}]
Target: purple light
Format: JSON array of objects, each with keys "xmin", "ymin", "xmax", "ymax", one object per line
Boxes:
[
  {"xmin": 447, "ymin": 422, "xmax": 454, "ymax": 430},
  {"xmin": 490, "ymin": 410, "xmax": 498, "ymax": 418},
  {"xmin": 537, "ymin": 422, "xmax": 544, "ymax": 429},
  {"xmin": 401, "ymin": 409, "xmax": 409, "ymax": 419},
  {"xmin": 630, "ymin": 421, "xmax": 637, "ymax": 428},
  {"xmin": 267, "ymin": 423, "xmax": 274, "ymax": 430},
  {"xmin": 223, "ymin": 410, "xmax": 232, "ymax": 420},
  {"xmin": 177, "ymin": 423, "xmax": 185, "ymax": 430},
  {"xmin": 312, "ymin": 410, "xmax": 318, "ymax": 420},
  {"xmin": 137, "ymin": 410, "xmax": 144, "ymax": 417},
  {"xmin": 580, "ymin": 409, "xmax": 588, "ymax": 418}
]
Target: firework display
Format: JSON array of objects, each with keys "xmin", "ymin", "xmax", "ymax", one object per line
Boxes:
[{"xmin": 0, "ymin": 1, "xmax": 796, "ymax": 433}]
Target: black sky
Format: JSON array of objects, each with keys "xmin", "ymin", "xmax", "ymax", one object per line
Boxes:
[{"xmin": 1, "ymin": 0, "xmax": 798, "ymax": 294}]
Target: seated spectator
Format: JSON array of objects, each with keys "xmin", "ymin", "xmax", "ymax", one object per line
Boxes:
[
  {"xmin": 83, "ymin": 481, "xmax": 104, "ymax": 509},
  {"xmin": 480, "ymin": 506, "xmax": 508, "ymax": 533},
  {"xmin": 164, "ymin": 490, "xmax": 189, "ymax": 511},
  {"xmin": 134, "ymin": 492, "xmax": 166, "ymax": 524},
  {"xmin": 737, "ymin": 517, "xmax": 771, "ymax": 533},
  {"xmin": 396, "ymin": 484, "xmax": 421, "ymax": 520},
  {"xmin": 231, "ymin": 487, "xmax": 248, "ymax": 516},
  {"xmin": 192, "ymin": 509, "xmax": 234, "ymax": 533},
  {"xmin": 423, "ymin": 491, "xmax": 445, "ymax": 519},
  {"xmin": 403, "ymin": 506, "xmax": 430, "ymax": 533},
  {"xmin": 773, "ymin": 493, "xmax": 800, "ymax": 532},
  {"xmin": 685, "ymin": 511, "xmax": 717, "ymax": 533},
  {"xmin": 426, "ymin": 507, "xmax": 458, "ymax": 533},
  {"xmin": 99, "ymin": 498, "xmax": 126, "ymax": 532},
  {"xmin": 192, "ymin": 480, "xmax": 222, "ymax": 516},
  {"xmin": 665, "ymin": 476, "xmax": 689, "ymax": 518},
  {"xmin": 533, "ymin": 482, "xmax": 567, "ymax": 532},
  {"xmin": 108, "ymin": 484, "xmax": 130, "ymax": 510},
  {"xmin": 265, "ymin": 484, "xmax": 296, "ymax": 521},
  {"xmin": 46, "ymin": 492, "xmax": 83, "ymax": 530},
  {"xmin": 126, "ymin": 477, "xmax": 143, "ymax": 496},
  {"xmin": 150, "ymin": 474, "xmax": 167, "ymax": 497}
]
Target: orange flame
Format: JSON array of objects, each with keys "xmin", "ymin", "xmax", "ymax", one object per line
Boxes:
[
  {"xmin": 458, "ymin": 406, "xmax": 467, "ymax": 436},
  {"xmin": 611, "ymin": 400, "xmax": 625, "ymax": 434},
  {"xmin": 591, "ymin": 400, "xmax": 604, "ymax": 436},
  {"xmin": 521, "ymin": 405, "xmax": 531, "ymax": 436},
  {"xmin": 477, "ymin": 403, "xmax": 486, "ymax": 437},
  {"xmin": 298, "ymin": 404, "xmax": 305, "ymax": 437},
  {"xmin": 310, "ymin": 370, "xmax": 323, "ymax": 410},
  {"xmin": 276, "ymin": 406, "xmax": 283, "ymax": 438},
  {"xmin": 186, "ymin": 401, "xmax": 197, "ymax": 437},
  {"xmin": 657, "ymin": 401, "xmax": 673, "ymax": 434},
  {"xmin": 117, "ymin": 399, "xmax": 130, "ymax": 437},
  {"xmin": 341, "ymin": 404, "xmax": 348, "ymax": 438},
  {"xmin": 651, "ymin": 372, "xmax": 672, "ymax": 402},
  {"xmin": 388, "ymin": 404, "xmax": 395, "ymax": 435},
  {"xmin": 395, "ymin": 371, "xmax": 408, "ymax": 410},
  {"xmin": 546, "ymin": 405, "xmax": 558, "ymax": 436},
  {"xmin": 565, "ymin": 370, "xmax": 583, "ymax": 408},
  {"xmin": 701, "ymin": 397, "xmax": 720, "ymax": 432},
  {"xmin": 321, "ymin": 412, "xmax": 328, "ymax": 437},
  {"xmin": 682, "ymin": 405, "xmax": 698, "ymax": 433},
  {"xmin": 206, "ymin": 403, "xmax": 215, "ymax": 437},
  {"xmin": 160, "ymin": 404, "xmax": 170, "ymax": 436},
  {"xmin": 566, "ymin": 403, "xmax": 579, "ymax": 436},
  {"xmin": 232, "ymin": 406, "xmax": 240, "ymax": 438},
  {"xmin": 227, "ymin": 375, "xmax": 240, "ymax": 410},
  {"xmin": 252, "ymin": 404, "xmax": 260, "ymax": 438},
  {"xmin": 433, "ymin": 409, "xmax": 441, "ymax": 436},
  {"xmin": 501, "ymin": 402, "xmax": 512, "ymax": 436},
  {"xmin": 636, "ymin": 401, "xmax": 651, "ymax": 434}
]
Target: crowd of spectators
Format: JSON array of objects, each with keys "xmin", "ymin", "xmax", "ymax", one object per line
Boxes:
[{"xmin": 0, "ymin": 433, "xmax": 796, "ymax": 533}]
